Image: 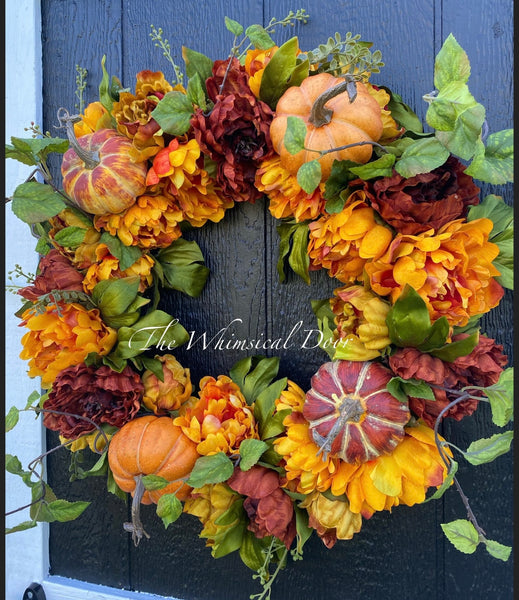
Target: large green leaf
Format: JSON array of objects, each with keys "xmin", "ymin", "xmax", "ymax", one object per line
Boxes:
[
  {"xmin": 156, "ymin": 238, "xmax": 210, "ymax": 297},
  {"xmin": 276, "ymin": 220, "xmax": 310, "ymax": 284},
  {"xmin": 395, "ymin": 137, "xmax": 450, "ymax": 178},
  {"xmin": 11, "ymin": 181, "xmax": 67, "ymax": 224},
  {"xmin": 434, "ymin": 34, "xmax": 471, "ymax": 90},
  {"xmin": 156, "ymin": 493, "xmax": 183, "ymax": 529},
  {"xmin": 186, "ymin": 452, "xmax": 234, "ymax": 488},
  {"xmin": 465, "ymin": 130, "xmax": 514, "ymax": 185},
  {"xmin": 99, "ymin": 232, "xmax": 142, "ymax": 271},
  {"xmin": 441, "ymin": 519, "xmax": 479, "ymax": 554},
  {"xmin": 462, "ymin": 431, "xmax": 513, "ymax": 466},
  {"xmin": 151, "ymin": 91, "xmax": 194, "ymax": 136},
  {"xmin": 297, "ymin": 160, "xmax": 322, "ymax": 194},
  {"xmin": 435, "ymin": 102, "xmax": 485, "ymax": 160}
]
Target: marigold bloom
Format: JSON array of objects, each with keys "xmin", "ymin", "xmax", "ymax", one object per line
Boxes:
[
  {"xmin": 142, "ymin": 354, "xmax": 193, "ymax": 415},
  {"xmin": 173, "ymin": 375, "xmax": 258, "ymax": 455},
  {"xmin": 94, "ymin": 194, "xmax": 183, "ymax": 248},
  {"xmin": 330, "ymin": 285, "xmax": 392, "ymax": 360},
  {"xmin": 19, "ymin": 302, "xmax": 117, "ymax": 387},
  {"xmin": 255, "ymin": 155, "xmax": 326, "ymax": 222},
  {"xmin": 60, "ymin": 429, "xmax": 113, "ymax": 453},
  {"xmin": 300, "ymin": 491, "xmax": 362, "ymax": 548},
  {"xmin": 308, "ymin": 195, "xmax": 393, "ymax": 283},
  {"xmin": 365, "ymin": 217, "xmax": 504, "ymax": 327},
  {"xmin": 73, "ymin": 101, "xmax": 112, "ymax": 137},
  {"xmin": 365, "ymin": 83, "xmax": 403, "ymax": 142},
  {"xmin": 146, "ymin": 138, "xmax": 200, "ymax": 189},
  {"xmin": 82, "ymin": 243, "xmax": 154, "ymax": 293}
]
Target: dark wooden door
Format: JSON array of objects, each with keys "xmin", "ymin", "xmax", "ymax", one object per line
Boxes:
[{"xmin": 42, "ymin": 1, "xmax": 513, "ymax": 598}]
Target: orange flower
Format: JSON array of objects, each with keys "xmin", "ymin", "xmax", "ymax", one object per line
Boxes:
[
  {"xmin": 94, "ymin": 194, "xmax": 183, "ymax": 248},
  {"xmin": 142, "ymin": 354, "xmax": 193, "ymax": 414},
  {"xmin": 255, "ymin": 155, "xmax": 326, "ymax": 222},
  {"xmin": 82, "ymin": 243, "xmax": 154, "ymax": 293},
  {"xmin": 244, "ymin": 46, "xmax": 279, "ymax": 97},
  {"xmin": 173, "ymin": 375, "xmax": 258, "ymax": 455},
  {"xmin": 365, "ymin": 217, "xmax": 504, "ymax": 327},
  {"xmin": 308, "ymin": 193, "xmax": 393, "ymax": 283},
  {"xmin": 73, "ymin": 101, "xmax": 112, "ymax": 138},
  {"xmin": 19, "ymin": 303, "xmax": 117, "ymax": 388}
]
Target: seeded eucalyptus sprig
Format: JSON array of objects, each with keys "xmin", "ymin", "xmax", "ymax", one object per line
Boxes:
[
  {"xmin": 74, "ymin": 64, "xmax": 88, "ymax": 113},
  {"xmin": 149, "ymin": 24, "xmax": 185, "ymax": 85}
]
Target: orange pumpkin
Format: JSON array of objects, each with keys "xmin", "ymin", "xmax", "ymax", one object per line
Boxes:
[
  {"xmin": 60, "ymin": 126, "xmax": 147, "ymax": 215},
  {"xmin": 270, "ymin": 73, "xmax": 384, "ymax": 181},
  {"xmin": 108, "ymin": 415, "xmax": 199, "ymax": 504}
]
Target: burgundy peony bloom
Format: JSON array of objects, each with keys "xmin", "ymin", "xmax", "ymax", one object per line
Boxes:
[
  {"xmin": 356, "ymin": 155, "xmax": 480, "ymax": 234},
  {"xmin": 228, "ymin": 465, "xmax": 296, "ymax": 548},
  {"xmin": 18, "ymin": 249, "xmax": 84, "ymax": 301},
  {"xmin": 389, "ymin": 334, "xmax": 507, "ymax": 427},
  {"xmin": 43, "ymin": 363, "xmax": 143, "ymax": 439},
  {"xmin": 191, "ymin": 58, "xmax": 274, "ymax": 203}
]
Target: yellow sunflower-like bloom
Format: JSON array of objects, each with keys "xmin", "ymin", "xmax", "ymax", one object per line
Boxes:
[
  {"xmin": 365, "ymin": 217, "xmax": 504, "ymax": 327},
  {"xmin": 94, "ymin": 194, "xmax": 183, "ymax": 248},
  {"xmin": 73, "ymin": 101, "xmax": 112, "ymax": 138},
  {"xmin": 173, "ymin": 375, "xmax": 258, "ymax": 455},
  {"xmin": 82, "ymin": 243, "xmax": 154, "ymax": 293},
  {"xmin": 59, "ymin": 429, "xmax": 113, "ymax": 452},
  {"xmin": 255, "ymin": 155, "xmax": 327, "ymax": 222},
  {"xmin": 142, "ymin": 354, "xmax": 193, "ymax": 415},
  {"xmin": 308, "ymin": 193, "xmax": 393, "ymax": 283},
  {"xmin": 365, "ymin": 83, "xmax": 404, "ymax": 142},
  {"xmin": 19, "ymin": 303, "xmax": 117, "ymax": 388},
  {"xmin": 330, "ymin": 285, "xmax": 392, "ymax": 360},
  {"xmin": 299, "ymin": 491, "xmax": 363, "ymax": 547},
  {"xmin": 184, "ymin": 483, "xmax": 241, "ymax": 550}
]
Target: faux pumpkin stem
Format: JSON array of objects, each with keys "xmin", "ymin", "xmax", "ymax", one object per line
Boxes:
[
  {"xmin": 123, "ymin": 474, "xmax": 151, "ymax": 546},
  {"xmin": 57, "ymin": 107, "xmax": 100, "ymax": 170},
  {"xmin": 309, "ymin": 74, "xmax": 358, "ymax": 128}
]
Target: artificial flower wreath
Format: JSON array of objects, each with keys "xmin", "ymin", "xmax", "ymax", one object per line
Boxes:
[{"xmin": 6, "ymin": 9, "xmax": 514, "ymax": 599}]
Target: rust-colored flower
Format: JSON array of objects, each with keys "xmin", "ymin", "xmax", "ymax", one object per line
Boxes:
[
  {"xmin": 228, "ymin": 465, "xmax": 296, "ymax": 549},
  {"xmin": 43, "ymin": 363, "xmax": 142, "ymax": 439},
  {"xmin": 142, "ymin": 354, "xmax": 193, "ymax": 415},
  {"xmin": 112, "ymin": 70, "xmax": 180, "ymax": 161},
  {"xmin": 389, "ymin": 334, "xmax": 507, "ymax": 427},
  {"xmin": 94, "ymin": 193, "xmax": 183, "ymax": 248},
  {"xmin": 18, "ymin": 250, "xmax": 84, "ymax": 301},
  {"xmin": 173, "ymin": 375, "xmax": 258, "ymax": 455},
  {"xmin": 19, "ymin": 302, "xmax": 117, "ymax": 387},
  {"xmin": 49, "ymin": 208, "xmax": 101, "ymax": 270},
  {"xmin": 191, "ymin": 58, "xmax": 274, "ymax": 203},
  {"xmin": 299, "ymin": 491, "xmax": 362, "ymax": 548},
  {"xmin": 330, "ymin": 285, "xmax": 392, "ymax": 360},
  {"xmin": 255, "ymin": 154, "xmax": 326, "ymax": 222},
  {"xmin": 365, "ymin": 217, "xmax": 504, "ymax": 327},
  {"xmin": 82, "ymin": 243, "xmax": 154, "ymax": 293},
  {"xmin": 73, "ymin": 101, "xmax": 112, "ymax": 138},
  {"xmin": 357, "ymin": 156, "xmax": 480, "ymax": 235},
  {"xmin": 308, "ymin": 195, "xmax": 393, "ymax": 283}
]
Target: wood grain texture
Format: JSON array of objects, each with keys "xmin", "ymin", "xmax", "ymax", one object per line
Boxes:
[{"xmin": 40, "ymin": 0, "xmax": 513, "ymax": 598}]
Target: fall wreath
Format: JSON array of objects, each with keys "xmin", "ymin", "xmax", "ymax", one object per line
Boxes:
[{"xmin": 5, "ymin": 10, "xmax": 514, "ymax": 599}]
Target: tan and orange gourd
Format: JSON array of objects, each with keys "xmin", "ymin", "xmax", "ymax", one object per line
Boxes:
[
  {"xmin": 270, "ymin": 73, "xmax": 384, "ymax": 181},
  {"xmin": 59, "ymin": 108, "xmax": 147, "ymax": 215},
  {"xmin": 303, "ymin": 360, "xmax": 410, "ymax": 464}
]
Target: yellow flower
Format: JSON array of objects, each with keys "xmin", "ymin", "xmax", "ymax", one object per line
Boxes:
[
  {"xmin": 308, "ymin": 194, "xmax": 393, "ymax": 283},
  {"xmin": 244, "ymin": 46, "xmax": 279, "ymax": 97},
  {"xmin": 330, "ymin": 285, "xmax": 392, "ymax": 360},
  {"xmin": 142, "ymin": 354, "xmax": 193, "ymax": 414},
  {"xmin": 173, "ymin": 375, "xmax": 258, "ymax": 455},
  {"xmin": 82, "ymin": 243, "xmax": 154, "ymax": 293},
  {"xmin": 94, "ymin": 194, "xmax": 183, "ymax": 248},
  {"xmin": 60, "ymin": 429, "xmax": 112, "ymax": 452},
  {"xmin": 73, "ymin": 101, "xmax": 112, "ymax": 138},
  {"xmin": 255, "ymin": 155, "xmax": 326, "ymax": 222},
  {"xmin": 365, "ymin": 83, "xmax": 404, "ymax": 142},
  {"xmin": 19, "ymin": 303, "xmax": 117, "ymax": 388},
  {"xmin": 365, "ymin": 218, "xmax": 504, "ymax": 327}
]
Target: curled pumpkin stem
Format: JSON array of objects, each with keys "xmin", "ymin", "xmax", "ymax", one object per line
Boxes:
[
  {"xmin": 123, "ymin": 474, "xmax": 151, "ymax": 546},
  {"xmin": 56, "ymin": 107, "xmax": 100, "ymax": 169},
  {"xmin": 309, "ymin": 74, "xmax": 358, "ymax": 127}
]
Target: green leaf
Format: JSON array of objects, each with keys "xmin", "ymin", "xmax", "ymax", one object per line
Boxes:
[
  {"xmin": 141, "ymin": 474, "xmax": 170, "ymax": 491},
  {"xmin": 107, "ymin": 467, "xmax": 127, "ymax": 500},
  {"xmin": 423, "ymin": 459, "xmax": 458, "ymax": 502},
  {"xmin": 434, "ymin": 34, "xmax": 471, "ymax": 90},
  {"xmin": 186, "ymin": 73, "xmax": 207, "ymax": 111},
  {"xmin": 380, "ymin": 88, "xmax": 423, "ymax": 134},
  {"xmin": 182, "ymin": 46, "xmax": 213, "ymax": 93},
  {"xmin": 349, "ymin": 153, "xmax": 396, "ymax": 179},
  {"xmin": 186, "ymin": 452, "xmax": 235, "ymax": 488},
  {"xmin": 6, "ymin": 136, "xmax": 69, "ymax": 166},
  {"xmin": 260, "ymin": 409, "xmax": 290, "ymax": 441},
  {"xmin": 224, "ymin": 16, "xmax": 244, "ymax": 36},
  {"xmin": 294, "ymin": 504, "xmax": 313, "ymax": 554},
  {"xmin": 284, "ymin": 116, "xmax": 307, "ymax": 155},
  {"xmin": 156, "ymin": 493, "xmax": 183, "ymax": 529},
  {"xmin": 464, "ymin": 130, "xmax": 514, "ymax": 185},
  {"xmin": 238, "ymin": 356, "xmax": 280, "ymax": 405},
  {"xmin": 386, "ymin": 285, "xmax": 433, "ymax": 347},
  {"xmin": 53, "ymin": 226, "xmax": 87, "ymax": 248},
  {"xmin": 92, "ymin": 277, "xmax": 140, "ymax": 318},
  {"xmin": 253, "ymin": 378, "xmax": 288, "ymax": 432},
  {"xmin": 429, "ymin": 331, "xmax": 479, "ymax": 362},
  {"xmin": 462, "ymin": 431, "xmax": 513, "ymax": 466},
  {"xmin": 25, "ymin": 390, "xmax": 41, "ymax": 409},
  {"xmin": 212, "ymin": 521, "xmax": 246, "ymax": 558},
  {"xmin": 5, "ymin": 406, "xmax": 19, "ymax": 432},
  {"xmin": 44, "ymin": 499, "xmax": 90, "ymax": 522},
  {"xmin": 322, "ymin": 160, "xmax": 358, "ymax": 211},
  {"xmin": 99, "ymin": 232, "xmax": 142, "ymax": 271},
  {"xmin": 441, "ymin": 519, "xmax": 480, "ymax": 554},
  {"xmin": 151, "ymin": 91, "xmax": 194, "ymax": 136},
  {"xmin": 277, "ymin": 220, "xmax": 310, "ymax": 283},
  {"xmin": 239, "ymin": 439, "xmax": 269, "ymax": 471},
  {"xmin": 484, "ymin": 539, "xmax": 512, "ymax": 561},
  {"xmin": 156, "ymin": 238, "xmax": 209, "ymax": 297},
  {"xmin": 417, "ymin": 317, "xmax": 450, "ymax": 352},
  {"xmin": 387, "ymin": 377, "xmax": 434, "ymax": 403},
  {"xmin": 427, "ymin": 81, "xmax": 477, "ymax": 131},
  {"xmin": 5, "ymin": 454, "xmax": 24, "ymax": 475},
  {"xmin": 435, "ymin": 102, "xmax": 486, "ymax": 160},
  {"xmin": 239, "ymin": 531, "xmax": 269, "ymax": 571},
  {"xmin": 395, "ymin": 137, "xmax": 450, "ymax": 178},
  {"xmin": 11, "ymin": 181, "xmax": 67, "ymax": 224},
  {"xmin": 484, "ymin": 368, "xmax": 514, "ymax": 427},
  {"xmin": 297, "ymin": 160, "xmax": 322, "ymax": 194},
  {"xmin": 245, "ymin": 24, "xmax": 275, "ymax": 50},
  {"xmin": 5, "ymin": 520, "xmax": 38, "ymax": 535},
  {"xmin": 99, "ymin": 55, "xmax": 116, "ymax": 112}
]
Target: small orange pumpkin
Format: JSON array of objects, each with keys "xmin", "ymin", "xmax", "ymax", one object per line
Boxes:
[
  {"xmin": 270, "ymin": 73, "xmax": 384, "ymax": 181},
  {"xmin": 108, "ymin": 415, "xmax": 199, "ymax": 504},
  {"xmin": 59, "ymin": 108, "xmax": 147, "ymax": 215}
]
